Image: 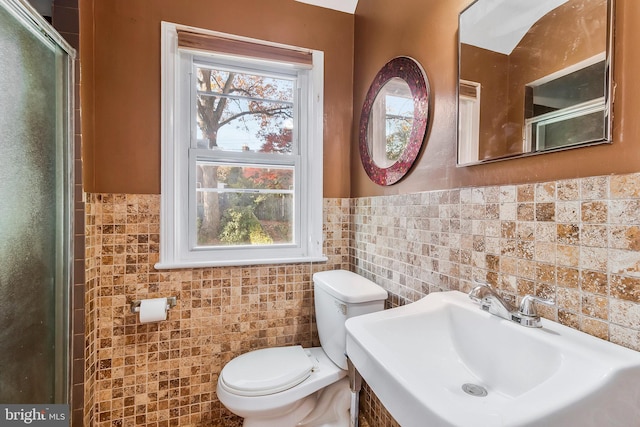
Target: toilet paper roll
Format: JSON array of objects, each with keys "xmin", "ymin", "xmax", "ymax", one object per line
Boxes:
[{"xmin": 138, "ymin": 297, "xmax": 168, "ymax": 323}]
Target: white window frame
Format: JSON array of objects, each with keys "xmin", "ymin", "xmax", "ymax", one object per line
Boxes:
[
  {"xmin": 157, "ymin": 22, "xmax": 326, "ymax": 268},
  {"xmin": 523, "ymin": 53, "xmax": 608, "ymax": 153},
  {"xmin": 458, "ymin": 79, "xmax": 481, "ymax": 164}
]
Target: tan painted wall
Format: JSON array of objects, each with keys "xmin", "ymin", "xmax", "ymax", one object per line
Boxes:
[
  {"xmin": 81, "ymin": 0, "xmax": 640, "ymax": 198},
  {"xmin": 80, "ymin": 0, "xmax": 354, "ymax": 198},
  {"xmin": 352, "ymin": 0, "xmax": 640, "ymax": 197},
  {"xmin": 460, "ymin": 44, "xmax": 510, "ymax": 160}
]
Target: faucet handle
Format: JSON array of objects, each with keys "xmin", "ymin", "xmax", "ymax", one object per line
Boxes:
[{"xmin": 519, "ymin": 294, "xmax": 555, "ymax": 317}]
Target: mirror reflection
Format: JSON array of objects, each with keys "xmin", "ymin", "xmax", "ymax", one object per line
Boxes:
[
  {"xmin": 368, "ymin": 77, "xmax": 415, "ymax": 168},
  {"xmin": 359, "ymin": 56, "xmax": 430, "ymax": 186},
  {"xmin": 458, "ymin": 0, "xmax": 613, "ymax": 165}
]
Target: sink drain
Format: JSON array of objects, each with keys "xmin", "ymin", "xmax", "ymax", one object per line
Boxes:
[{"xmin": 462, "ymin": 383, "xmax": 488, "ymax": 397}]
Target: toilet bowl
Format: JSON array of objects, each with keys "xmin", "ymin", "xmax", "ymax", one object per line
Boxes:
[
  {"xmin": 216, "ymin": 347, "xmax": 346, "ymax": 426},
  {"xmin": 216, "ymin": 270, "xmax": 388, "ymax": 427}
]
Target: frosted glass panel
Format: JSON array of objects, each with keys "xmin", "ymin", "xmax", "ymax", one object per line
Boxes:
[{"xmin": 0, "ymin": 1, "xmax": 72, "ymax": 404}]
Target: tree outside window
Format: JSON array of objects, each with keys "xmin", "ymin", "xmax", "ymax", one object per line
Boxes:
[{"xmin": 194, "ymin": 66, "xmax": 296, "ymax": 247}]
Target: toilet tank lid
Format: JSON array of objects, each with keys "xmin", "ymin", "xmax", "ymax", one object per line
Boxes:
[{"xmin": 313, "ymin": 270, "xmax": 388, "ymax": 303}]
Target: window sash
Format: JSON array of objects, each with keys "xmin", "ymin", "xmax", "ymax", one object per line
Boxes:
[
  {"xmin": 190, "ymin": 58, "xmax": 300, "ymax": 154},
  {"xmin": 196, "ymin": 89, "xmax": 295, "ymax": 107},
  {"xmin": 188, "ymin": 150, "xmax": 300, "ymax": 252}
]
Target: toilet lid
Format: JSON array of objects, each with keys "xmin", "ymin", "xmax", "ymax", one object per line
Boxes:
[{"xmin": 219, "ymin": 346, "xmax": 314, "ymax": 396}]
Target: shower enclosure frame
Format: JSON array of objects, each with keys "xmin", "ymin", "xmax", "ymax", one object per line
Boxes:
[{"xmin": 1, "ymin": 0, "xmax": 76, "ymax": 404}]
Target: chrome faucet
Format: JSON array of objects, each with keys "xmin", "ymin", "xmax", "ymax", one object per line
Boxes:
[
  {"xmin": 468, "ymin": 281, "xmax": 515, "ymax": 319},
  {"xmin": 468, "ymin": 281, "xmax": 555, "ymax": 328}
]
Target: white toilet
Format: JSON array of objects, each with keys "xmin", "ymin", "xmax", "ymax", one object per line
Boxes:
[{"xmin": 216, "ymin": 269, "xmax": 388, "ymax": 427}]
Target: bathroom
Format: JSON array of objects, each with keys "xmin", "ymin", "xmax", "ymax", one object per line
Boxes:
[{"xmin": 1, "ymin": 0, "xmax": 640, "ymax": 425}]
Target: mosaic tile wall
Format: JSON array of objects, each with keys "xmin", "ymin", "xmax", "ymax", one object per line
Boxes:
[
  {"xmin": 84, "ymin": 194, "xmax": 350, "ymax": 426},
  {"xmin": 351, "ymin": 173, "xmax": 640, "ymax": 426},
  {"xmin": 84, "ymin": 173, "xmax": 640, "ymax": 426}
]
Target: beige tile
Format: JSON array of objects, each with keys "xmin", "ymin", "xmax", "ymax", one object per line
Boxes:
[
  {"xmin": 580, "ymin": 270, "xmax": 608, "ymax": 295},
  {"xmin": 557, "ymin": 244, "xmax": 580, "ymax": 267},
  {"xmin": 535, "ymin": 222, "xmax": 557, "ymax": 243},
  {"xmin": 581, "ymin": 176, "xmax": 609, "ymax": 200},
  {"xmin": 610, "ymin": 298, "xmax": 640, "ymax": 329},
  {"xmin": 500, "ymin": 256, "xmax": 518, "ymax": 275},
  {"xmin": 499, "ymin": 185, "xmax": 517, "ymax": 203},
  {"xmin": 581, "ymin": 224, "xmax": 608, "ymax": 248},
  {"xmin": 500, "ymin": 202, "xmax": 517, "ymax": 221},
  {"xmin": 581, "ymin": 293, "xmax": 608, "ymax": 320},
  {"xmin": 609, "ymin": 249, "xmax": 640, "ymax": 277},
  {"xmin": 472, "ymin": 188, "xmax": 486, "ymax": 204},
  {"xmin": 580, "ymin": 318, "xmax": 609, "ymax": 341},
  {"xmin": 558, "ymin": 310, "xmax": 580, "ymax": 329},
  {"xmin": 517, "ymin": 240, "xmax": 534, "ymax": 260},
  {"xmin": 501, "ymin": 221, "xmax": 516, "ymax": 239},
  {"xmin": 534, "ymin": 241, "xmax": 556, "ymax": 264},
  {"xmin": 535, "ymin": 263, "xmax": 556, "ymax": 284},
  {"xmin": 516, "ymin": 278, "xmax": 535, "ymax": 296},
  {"xmin": 581, "ymin": 201, "xmax": 608, "ymax": 224},
  {"xmin": 517, "ymin": 221, "xmax": 535, "ymax": 241},
  {"xmin": 557, "ymin": 287, "xmax": 581, "ymax": 312},
  {"xmin": 517, "ymin": 259, "xmax": 536, "ymax": 280},
  {"xmin": 610, "ymin": 325, "xmax": 640, "ymax": 352},
  {"xmin": 557, "ymin": 267, "xmax": 579, "ymax": 288},
  {"xmin": 610, "ymin": 173, "xmax": 640, "ymax": 199},
  {"xmin": 556, "ymin": 201, "xmax": 581, "ymax": 223},
  {"xmin": 557, "ymin": 223, "xmax": 580, "ymax": 245},
  {"xmin": 517, "ymin": 184, "xmax": 535, "ymax": 202},
  {"xmin": 536, "ymin": 182, "xmax": 556, "ymax": 202},
  {"xmin": 610, "ymin": 225, "xmax": 640, "ymax": 251},
  {"xmin": 609, "ymin": 200, "xmax": 640, "ymax": 225},
  {"xmin": 611, "ymin": 274, "xmax": 640, "ymax": 303},
  {"xmin": 557, "ymin": 179, "xmax": 580, "ymax": 201},
  {"xmin": 580, "ymin": 247, "xmax": 608, "ymax": 272},
  {"xmin": 535, "ymin": 203, "xmax": 555, "ymax": 222}
]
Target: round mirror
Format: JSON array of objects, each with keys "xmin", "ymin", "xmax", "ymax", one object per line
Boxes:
[{"xmin": 359, "ymin": 56, "xmax": 430, "ymax": 186}]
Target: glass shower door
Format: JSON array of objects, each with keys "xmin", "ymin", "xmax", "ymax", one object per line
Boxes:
[{"xmin": 0, "ymin": 0, "xmax": 74, "ymax": 404}]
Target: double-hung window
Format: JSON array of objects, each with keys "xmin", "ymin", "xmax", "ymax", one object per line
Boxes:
[{"xmin": 158, "ymin": 23, "xmax": 325, "ymax": 268}]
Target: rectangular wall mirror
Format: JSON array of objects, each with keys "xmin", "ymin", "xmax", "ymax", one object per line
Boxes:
[{"xmin": 457, "ymin": 0, "xmax": 614, "ymax": 166}]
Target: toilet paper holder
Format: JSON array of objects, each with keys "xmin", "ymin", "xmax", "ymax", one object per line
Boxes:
[{"xmin": 130, "ymin": 296, "xmax": 177, "ymax": 314}]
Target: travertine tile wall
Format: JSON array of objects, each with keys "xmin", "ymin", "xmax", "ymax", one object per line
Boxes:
[
  {"xmin": 84, "ymin": 173, "xmax": 640, "ymax": 426},
  {"xmin": 84, "ymin": 195, "xmax": 350, "ymax": 426},
  {"xmin": 352, "ymin": 173, "xmax": 640, "ymax": 426}
]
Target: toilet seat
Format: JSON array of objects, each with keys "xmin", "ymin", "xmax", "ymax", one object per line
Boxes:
[{"xmin": 219, "ymin": 346, "xmax": 315, "ymax": 397}]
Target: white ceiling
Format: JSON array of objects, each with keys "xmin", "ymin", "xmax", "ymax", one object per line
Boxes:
[
  {"xmin": 460, "ymin": 0, "xmax": 569, "ymax": 55},
  {"xmin": 295, "ymin": 0, "xmax": 359, "ymax": 14},
  {"xmin": 298, "ymin": 0, "xmax": 570, "ymax": 55}
]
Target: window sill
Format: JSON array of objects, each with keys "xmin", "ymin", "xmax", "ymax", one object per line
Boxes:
[{"xmin": 154, "ymin": 254, "xmax": 328, "ymax": 270}]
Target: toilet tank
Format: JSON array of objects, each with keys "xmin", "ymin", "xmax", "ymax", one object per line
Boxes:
[{"xmin": 313, "ymin": 270, "xmax": 388, "ymax": 370}]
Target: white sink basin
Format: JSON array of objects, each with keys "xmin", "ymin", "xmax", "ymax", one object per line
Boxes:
[{"xmin": 345, "ymin": 291, "xmax": 640, "ymax": 427}]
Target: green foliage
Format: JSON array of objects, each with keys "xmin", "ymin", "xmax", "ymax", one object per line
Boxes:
[
  {"xmin": 219, "ymin": 206, "xmax": 272, "ymax": 245},
  {"xmin": 386, "ymin": 117, "xmax": 412, "ymax": 161},
  {"xmin": 249, "ymin": 224, "xmax": 273, "ymax": 245},
  {"xmin": 219, "ymin": 206, "xmax": 253, "ymax": 244}
]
